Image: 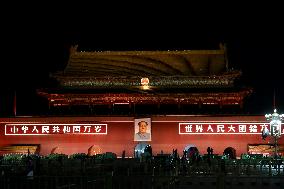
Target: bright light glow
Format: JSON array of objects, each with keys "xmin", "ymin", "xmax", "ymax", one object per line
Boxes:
[
  {"xmin": 141, "ymin": 77, "xmax": 149, "ymax": 86},
  {"xmin": 265, "ymin": 109, "xmax": 284, "ymax": 137},
  {"xmin": 141, "ymin": 85, "xmax": 150, "ymax": 90},
  {"xmin": 140, "ymin": 77, "xmax": 150, "ymax": 90}
]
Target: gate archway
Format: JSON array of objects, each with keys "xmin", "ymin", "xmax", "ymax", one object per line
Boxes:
[
  {"xmin": 184, "ymin": 144, "xmax": 199, "ymax": 158},
  {"xmin": 88, "ymin": 145, "xmax": 102, "ymax": 156},
  {"xmin": 134, "ymin": 142, "xmax": 150, "ymax": 158},
  {"xmin": 224, "ymin": 147, "xmax": 236, "ymax": 159}
]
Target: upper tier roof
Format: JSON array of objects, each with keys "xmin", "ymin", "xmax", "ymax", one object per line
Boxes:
[{"xmin": 56, "ymin": 45, "xmax": 228, "ymax": 77}]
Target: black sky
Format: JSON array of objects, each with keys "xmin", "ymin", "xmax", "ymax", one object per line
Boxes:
[{"xmin": 1, "ymin": 7, "xmax": 284, "ymax": 116}]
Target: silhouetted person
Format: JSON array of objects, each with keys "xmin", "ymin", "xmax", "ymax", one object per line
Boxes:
[
  {"xmin": 122, "ymin": 150, "xmax": 125, "ymax": 159},
  {"xmin": 26, "ymin": 156, "xmax": 34, "ymax": 178},
  {"xmin": 207, "ymin": 147, "xmax": 212, "ymax": 167},
  {"xmin": 207, "ymin": 147, "xmax": 211, "ymax": 155},
  {"xmin": 210, "ymin": 147, "xmax": 213, "ymax": 156}
]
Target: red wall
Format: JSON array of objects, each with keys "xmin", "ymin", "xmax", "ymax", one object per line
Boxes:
[{"xmin": 0, "ymin": 115, "xmax": 283, "ymax": 157}]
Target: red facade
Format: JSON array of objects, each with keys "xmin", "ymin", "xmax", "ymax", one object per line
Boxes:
[{"xmin": 1, "ymin": 115, "xmax": 282, "ymax": 157}]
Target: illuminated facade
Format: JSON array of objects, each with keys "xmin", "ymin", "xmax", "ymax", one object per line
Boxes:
[
  {"xmin": 2, "ymin": 44, "xmax": 282, "ymax": 157},
  {"xmin": 1, "ymin": 116, "xmax": 284, "ymax": 157}
]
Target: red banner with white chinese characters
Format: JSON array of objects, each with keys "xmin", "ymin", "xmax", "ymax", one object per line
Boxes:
[
  {"xmin": 179, "ymin": 122, "xmax": 284, "ymax": 135},
  {"xmin": 5, "ymin": 124, "xmax": 107, "ymax": 135}
]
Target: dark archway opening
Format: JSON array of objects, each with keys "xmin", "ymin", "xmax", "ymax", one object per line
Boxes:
[
  {"xmin": 134, "ymin": 142, "xmax": 150, "ymax": 158},
  {"xmin": 224, "ymin": 147, "xmax": 236, "ymax": 159}
]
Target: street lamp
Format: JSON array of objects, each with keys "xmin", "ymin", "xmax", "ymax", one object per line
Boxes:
[{"xmin": 264, "ymin": 109, "xmax": 284, "ymax": 158}]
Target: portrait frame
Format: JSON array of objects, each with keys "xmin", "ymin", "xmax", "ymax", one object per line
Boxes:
[{"xmin": 134, "ymin": 118, "xmax": 151, "ymax": 141}]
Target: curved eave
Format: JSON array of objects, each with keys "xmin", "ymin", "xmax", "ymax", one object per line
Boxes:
[
  {"xmin": 64, "ymin": 46, "xmax": 227, "ymax": 77},
  {"xmin": 38, "ymin": 89, "xmax": 253, "ymax": 107}
]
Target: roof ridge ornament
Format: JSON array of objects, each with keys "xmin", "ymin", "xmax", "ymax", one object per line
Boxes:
[{"xmin": 70, "ymin": 45, "xmax": 78, "ymax": 54}]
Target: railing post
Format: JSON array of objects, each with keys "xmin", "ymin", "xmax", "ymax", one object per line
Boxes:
[
  {"xmin": 217, "ymin": 172, "xmax": 225, "ymax": 189},
  {"xmin": 235, "ymin": 160, "xmax": 240, "ymax": 176},
  {"xmin": 105, "ymin": 173, "xmax": 112, "ymax": 189},
  {"xmin": 277, "ymin": 159, "xmax": 281, "ymax": 175},
  {"xmin": 269, "ymin": 161, "xmax": 272, "ymax": 176}
]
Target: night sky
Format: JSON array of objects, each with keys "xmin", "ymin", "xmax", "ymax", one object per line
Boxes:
[{"xmin": 1, "ymin": 9, "xmax": 283, "ymax": 116}]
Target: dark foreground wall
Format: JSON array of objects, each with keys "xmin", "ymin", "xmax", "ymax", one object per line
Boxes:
[{"xmin": 0, "ymin": 115, "xmax": 283, "ymax": 157}]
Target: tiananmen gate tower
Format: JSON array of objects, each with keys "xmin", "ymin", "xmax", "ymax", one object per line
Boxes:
[{"xmin": 1, "ymin": 44, "xmax": 283, "ymax": 158}]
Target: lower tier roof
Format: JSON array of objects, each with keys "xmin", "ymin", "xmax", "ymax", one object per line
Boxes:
[{"xmin": 38, "ymin": 89, "xmax": 252, "ymax": 107}]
